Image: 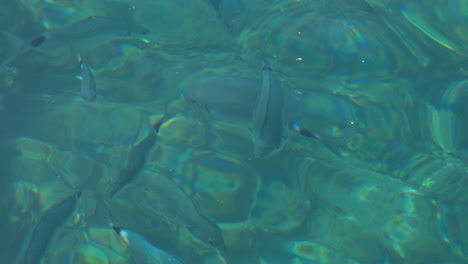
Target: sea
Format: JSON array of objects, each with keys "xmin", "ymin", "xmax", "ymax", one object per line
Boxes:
[{"xmin": 0, "ymin": 0, "xmax": 466, "ymax": 263}]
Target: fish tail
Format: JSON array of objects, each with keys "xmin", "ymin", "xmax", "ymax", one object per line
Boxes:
[{"xmin": 73, "ymin": 49, "xmax": 83, "ymax": 65}]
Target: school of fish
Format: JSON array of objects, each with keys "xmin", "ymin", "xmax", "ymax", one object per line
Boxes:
[{"xmin": 7, "ymin": 0, "xmax": 367, "ymax": 263}]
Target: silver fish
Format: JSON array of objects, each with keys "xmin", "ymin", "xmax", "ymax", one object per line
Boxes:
[
  {"xmin": 113, "ymin": 227, "xmax": 185, "ymax": 264},
  {"xmin": 78, "ymin": 54, "xmax": 97, "ymax": 102},
  {"xmin": 294, "ymin": 90, "xmax": 359, "ymax": 141},
  {"xmin": 137, "ymin": 170, "xmax": 225, "ymax": 250},
  {"xmin": 31, "ymin": 16, "xmax": 149, "ymax": 50},
  {"xmin": 251, "ymin": 64, "xmax": 290, "ymax": 158},
  {"xmin": 2, "ymin": 16, "xmax": 149, "ymax": 65},
  {"xmin": 110, "ymin": 113, "xmax": 171, "ymax": 196},
  {"xmin": 181, "ymin": 74, "xmax": 259, "ymax": 124},
  {"xmin": 110, "ymin": 130, "xmax": 156, "ymax": 196},
  {"xmin": 16, "ymin": 192, "xmax": 81, "ymax": 264}
]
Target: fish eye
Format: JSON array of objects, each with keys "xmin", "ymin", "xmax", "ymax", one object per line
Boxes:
[
  {"xmin": 208, "ymin": 239, "xmax": 214, "ymax": 245},
  {"xmin": 348, "ymin": 120, "xmax": 359, "ymax": 127}
]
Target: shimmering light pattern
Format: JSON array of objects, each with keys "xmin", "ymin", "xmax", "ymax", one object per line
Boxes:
[
  {"xmin": 400, "ymin": 8, "xmax": 456, "ymax": 52},
  {"xmin": 2, "ymin": 0, "xmax": 467, "ymax": 263}
]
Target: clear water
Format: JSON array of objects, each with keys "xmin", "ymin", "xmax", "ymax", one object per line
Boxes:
[{"xmin": 0, "ymin": 0, "xmax": 466, "ymax": 263}]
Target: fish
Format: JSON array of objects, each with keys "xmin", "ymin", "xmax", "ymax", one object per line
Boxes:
[
  {"xmin": 109, "ymin": 113, "xmax": 171, "ymax": 196},
  {"xmin": 135, "ymin": 170, "xmax": 225, "ymax": 250},
  {"xmin": 31, "ymin": 16, "xmax": 150, "ymax": 50},
  {"xmin": 110, "ymin": 129, "xmax": 156, "ymax": 196},
  {"xmin": 293, "ymin": 90, "xmax": 359, "ymax": 141},
  {"xmin": 77, "ymin": 187, "xmax": 117, "ymax": 228},
  {"xmin": 292, "ymin": 89, "xmax": 360, "ymax": 157},
  {"xmin": 214, "ymin": 0, "xmax": 245, "ymax": 32},
  {"xmin": 180, "ymin": 73, "xmax": 259, "ymax": 124},
  {"xmin": 113, "ymin": 226, "xmax": 185, "ymax": 264},
  {"xmin": 251, "ymin": 64, "xmax": 290, "ymax": 158},
  {"xmin": 181, "ymin": 69, "xmax": 354, "ymax": 158},
  {"xmin": 16, "ymin": 192, "xmax": 81, "ymax": 264},
  {"xmin": 2, "ymin": 16, "xmax": 149, "ymax": 65},
  {"xmin": 77, "ymin": 53, "xmax": 97, "ymax": 102}
]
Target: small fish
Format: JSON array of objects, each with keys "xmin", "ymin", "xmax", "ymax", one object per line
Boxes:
[
  {"xmin": 181, "ymin": 74, "xmax": 259, "ymax": 124},
  {"xmin": 16, "ymin": 192, "xmax": 81, "ymax": 264},
  {"xmin": 77, "ymin": 53, "xmax": 97, "ymax": 102},
  {"xmin": 297, "ymin": 127, "xmax": 318, "ymax": 139},
  {"xmin": 215, "ymin": 0, "xmax": 245, "ymax": 32},
  {"xmin": 110, "ymin": 129, "xmax": 156, "ymax": 196},
  {"xmin": 79, "ymin": 189, "xmax": 117, "ymax": 228},
  {"xmin": 113, "ymin": 226, "xmax": 185, "ymax": 264},
  {"xmin": 135, "ymin": 170, "xmax": 225, "ymax": 250},
  {"xmin": 294, "ymin": 90, "xmax": 359, "ymax": 141},
  {"xmin": 32, "ymin": 16, "xmax": 150, "ymax": 50},
  {"xmin": 110, "ymin": 113, "xmax": 171, "ymax": 196},
  {"xmin": 251, "ymin": 64, "xmax": 290, "ymax": 158},
  {"xmin": 2, "ymin": 16, "xmax": 149, "ymax": 65}
]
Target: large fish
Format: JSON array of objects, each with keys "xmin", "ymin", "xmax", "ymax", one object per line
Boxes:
[
  {"xmin": 2, "ymin": 16, "xmax": 149, "ymax": 64},
  {"xmin": 251, "ymin": 64, "xmax": 291, "ymax": 158},
  {"xmin": 113, "ymin": 226, "xmax": 185, "ymax": 264},
  {"xmin": 16, "ymin": 192, "xmax": 81, "ymax": 264},
  {"xmin": 181, "ymin": 70, "xmax": 358, "ymax": 157}
]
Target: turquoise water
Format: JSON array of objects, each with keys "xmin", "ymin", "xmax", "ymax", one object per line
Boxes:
[{"xmin": 0, "ymin": 0, "xmax": 466, "ymax": 263}]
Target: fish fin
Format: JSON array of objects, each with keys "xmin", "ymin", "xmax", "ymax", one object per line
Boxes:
[
  {"xmin": 112, "ymin": 225, "xmax": 122, "ymax": 235},
  {"xmin": 73, "ymin": 49, "xmax": 83, "ymax": 64},
  {"xmin": 154, "ymin": 112, "xmax": 175, "ymax": 134},
  {"xmin": 295, "ymin": 125, "xmax": 344, "ymax": 158},
  {"xmin": 79, "ymin": 192, "xmax": 116, "ymax": 228}
]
